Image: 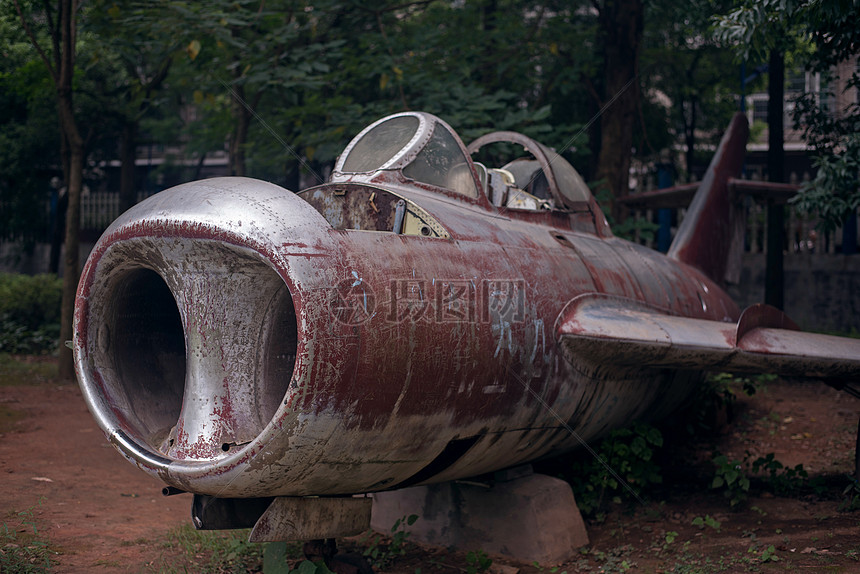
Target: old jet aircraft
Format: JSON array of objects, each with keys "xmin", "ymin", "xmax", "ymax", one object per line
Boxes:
[{"xmin": 74, "ymin": 111, "xmax": 860, "ymax": 541}]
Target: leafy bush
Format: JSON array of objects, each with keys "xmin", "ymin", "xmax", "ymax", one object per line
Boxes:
[
  {"xmin": 674, "ymin": 372, "xmax": 769, "ymax": 439},
  {"xmin": 0, "ymin": 273, "xmax": 62, "ymax": 354},
  {"xmin": 711, "ymin": 454, "xmax": 751, "ymax": 507},
  {"xmin": 711, "ymin": 450, "xmax": 811, "ymax": 507},
  {"xmin": 566, "ymin": 423, "xmax": 664, "ymax": 518},
  {"xmin": 360, "ymin": 514, "xmax": 418, "ymax": 568}
]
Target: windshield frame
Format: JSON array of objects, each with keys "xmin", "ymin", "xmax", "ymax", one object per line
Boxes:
[
  {"xmin": 332, "ymin": 112, "xmax": 483, "ymax": 201},
  {"xmin": 337, "ymin": 113, "xmax": 432, "ymax": 174}
]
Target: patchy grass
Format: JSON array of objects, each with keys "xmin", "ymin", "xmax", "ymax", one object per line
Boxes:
[
  {"xmin": 146, "ymin": 524, "xmax": 286, "ymax": 573},
  {"xmin": 0, "ymin": 501, "xmax": 56, "ymax": 573},
  {"xmin": 0, "ymin": 525, "xmax": 54, "ymax": 574},
  {"xmin": 0, "ymin": 354, "xmax": 58, "ymax": 387},
  {"xmin": 0, "ymin": 403, "xmax": 26, "ymax": 433}
]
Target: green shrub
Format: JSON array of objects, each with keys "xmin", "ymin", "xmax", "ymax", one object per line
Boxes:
[
  {"xmin": 711, "ymin": 450, "xmax": 811, "ymax": 507},
  {"xmin": 566, "ymin": 423, "xmax": 664, "ymax": 518},
  {"xmin": 0, "ymin": 273, "xmax": 62, "ymax": 354},
  {"xmin": 711, "ymin": 454, "xmax": 750, "ymax": 507}
]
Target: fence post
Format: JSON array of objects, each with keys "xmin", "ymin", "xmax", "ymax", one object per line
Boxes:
[
  {"xmin": 656, "ymin": 163, "xmax": 673, "ymax": 253},
  {"xmin": 844, "ymin": 208, "xmax": 858, "ymax": 255}
]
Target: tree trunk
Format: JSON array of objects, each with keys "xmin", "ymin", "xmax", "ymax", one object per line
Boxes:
[
  {"xmin": 58, "ymin": 134, "xmax": 84, "ymax": 379},
  {"xmin": 56, "ymin": 0, "xmax": 85, "ymax": 380},
  {"xmin": 685, "ymin": 99, "xmax": 697, "ymax": 178},
  {"xmin": 594, "ymin": 0, "xmax": 644, "ymax": 223},
  {"xmin": 119, "ymin": 120, "xmax": 137, "ymax": 214},
  {"xmin": 14, "ymin": 0, "xmax": 83, "ymax": 378},
  {"xmin": 230, "ymin": 86, "xmax": 251, "ymax": 177},
  {"xmin": 50, "ymin": 122, "xmax": 71, "ymax": 274},
  {"xmin": 765, "ymin": 48, "xmax": 785, "ymax": 310}
]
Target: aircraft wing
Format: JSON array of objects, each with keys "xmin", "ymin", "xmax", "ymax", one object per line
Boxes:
[{"xmin": 556, "ymin": 294, "xmax": 860, "ymax": 394}]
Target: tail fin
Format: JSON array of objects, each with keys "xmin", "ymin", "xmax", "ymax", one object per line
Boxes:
[{"xmin": 667, "ymin": 113, "xmax": 749, "ymax": 284}]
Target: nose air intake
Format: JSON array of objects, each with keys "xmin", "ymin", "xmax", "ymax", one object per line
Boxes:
[
  {"xmin": 83, "ymin": 240, "xmax": 298, "ymax": 463},
  {"xmin": 107, "ymin": 268, "xmax": 186, "ymax": 450}
]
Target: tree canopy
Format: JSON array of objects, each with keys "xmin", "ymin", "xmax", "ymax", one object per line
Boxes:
[
  {"xmin": 3, "ymin": 0, "xmax": 858, "ymax": 358},
  {"xmin": 3, "ymin": 0, "xmax": 762, "ymax": 216},
  {"xmin": 714, "ymin": 0, "xmax": 860, "ymax": 231}
]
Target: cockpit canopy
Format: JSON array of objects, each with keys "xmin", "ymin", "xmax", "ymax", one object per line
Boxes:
[
  {"xmin": 333, "ymin": 112, "xmax": 479, "ymax": 198},
  {"xmin": 331, "ymin": 111, "xmax": 593, "ymax": 211}
]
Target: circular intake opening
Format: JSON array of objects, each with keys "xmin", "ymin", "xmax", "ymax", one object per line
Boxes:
[
  {"xmin": 88, "ymin": 245, "xmax": 301, "ymax": 461},
  {"xmin": 259, "ymin": 283, "xmax": 298, "ymax": 426},
  {"xmin": 107, "ymin": 268, "xmax": 186, "ymax": 448}
]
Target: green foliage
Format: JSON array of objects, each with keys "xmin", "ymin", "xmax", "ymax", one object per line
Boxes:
[
  {"xmin": 749, "ymin": 543, "xmax": 780, "ymax": 563},
  {"xmin": 587, "ymin": 545, "xmax": 636, "ymax": 572},
  {"xmin": 152, "ymin": 524, "xmax": 268, "ymax": 573},
  {"xmin": 0, "ymin": 500, "xmax": 54, "ymax": 573},
  {"xmin": 645, "ymin": 0, "xmax": 739, "ymax": 177},
  {"xmin": 791, "ymin": 131, "xmax": 860, "ymax": 233},
  {"xmin": 465, "ymin": 549, "xmax": 492, "ymax": 574},
  {"xmin": 360, "ymin": 514, "xmax": 418, "ymax": 568},
  {"xmin": 715, "ymin": 0, "xmax": 860, "ymax": 232},
  {"xmin": 711, "ymin": 0, "xmax": 809, "ymax": 62},
  {"xmin": 0, "ymin": 18, "xmax": 58, "ymax": 245},
  {"xmin": 3, "ymin": 0, "xmax": 732, "ymax": 222},
  {"xmin": 531, "ymin": 562, "xmax": 567, "ymax": 574},
  {"xmin": 691, "ymin": 515, "xmax": 722, "ymax": 532},
  {"xmin": 144, "ymin": 523, "xmax": 336, "ymax": 573},
  {"xmin": 0, "ymin": 274, "xmax": 62, "ymax": 354},
  {"xmin": 567, "ymin": 423, "xmax": 664, "ymax": 517},
  {"xmin": 711, "ymin": 450, "xmax": 811, "ymax": 507},
  {"xmin": 839, "ymin": 477, "xmax": 860, "ymax": 512},
  {"xmin": 750, "ymin": 452, "xmax": 808, "ymax": 495},
  {"xmin": 712, "ymin": 454, "xmax": 751, "ymax": 507},
  {"xmin": 262, "ymin": 542, "xmax": 333, "ymax": 574},
  {"xmin": 674, "ymin": 372, "xmax": 765, "ymax": 439}
]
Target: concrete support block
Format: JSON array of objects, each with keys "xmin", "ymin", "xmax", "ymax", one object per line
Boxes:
[{"xmin": 371, "ymin": 468, "xmax": 588, "ymax": 566}]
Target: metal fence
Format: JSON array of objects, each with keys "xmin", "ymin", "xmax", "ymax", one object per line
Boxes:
[
  {"xmin": 626, "ymin": 171, "xmax": 859, "ymax": 256},
  {"xmin": 80, "ymin": 191, "xmax": 154, "ymax": 231},
  {"xmin": 7, "ymin": 179, "xmax": 858, "ymax": 257}
]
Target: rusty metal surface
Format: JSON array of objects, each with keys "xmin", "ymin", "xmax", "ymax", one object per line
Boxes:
[
  {"xmin": 299, "ymin": 183, "xmax": 450, "ymax": 238},
  {"xmin": 557, "ymin": 294, "xmax": 860, "ymax": 379},
  {"xmin": 249, "ymin": 497, "xmax": 372, "ymax": 542},
  {"xmin": 73, "ymin": 112, "xmax": 860, "ymax": 504},
  {"xmin": 668, "ymin": 112, "xmax": 749, "ymax": 283}
]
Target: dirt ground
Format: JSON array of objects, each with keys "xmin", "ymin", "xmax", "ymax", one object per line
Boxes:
[{"xmin": 3, "ymin": 358, "xmax": 860, "ymax": 573}]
